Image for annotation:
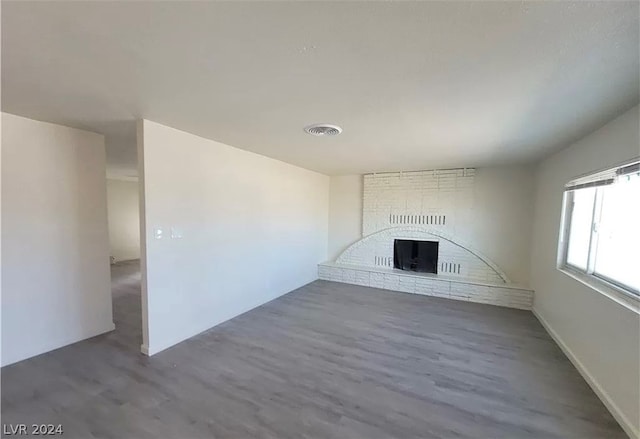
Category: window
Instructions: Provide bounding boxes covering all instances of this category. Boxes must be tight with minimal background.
[560,160,640,297]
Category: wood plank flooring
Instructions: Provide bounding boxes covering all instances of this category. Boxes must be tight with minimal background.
[1,261,625,438]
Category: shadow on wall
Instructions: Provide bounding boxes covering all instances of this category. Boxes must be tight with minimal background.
[106,178,141,263]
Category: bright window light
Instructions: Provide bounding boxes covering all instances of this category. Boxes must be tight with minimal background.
[594,174,640,291]
[566,187,595,270]
[560,160,640,296]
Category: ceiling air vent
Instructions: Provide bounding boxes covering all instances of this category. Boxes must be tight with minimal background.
[304,124,342,137]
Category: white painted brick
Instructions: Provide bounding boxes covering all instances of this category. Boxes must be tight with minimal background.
[318,264,533,310]
[383,274,400,290]
[343,269,356,284]
[333,167,533,308]
[362,170,475,237]
[370,272,385,288]
[355,271,370,286]
[318,266,332,279]
[332,268,344,281]
[397,277,416,293]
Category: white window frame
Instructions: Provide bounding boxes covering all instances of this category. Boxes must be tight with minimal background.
[557,159,640,304]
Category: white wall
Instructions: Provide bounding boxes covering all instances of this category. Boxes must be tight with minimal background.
[106,178,140,262]
[1,113,113,366]
[530,105,640,439]
[327,166,535,285]
[472,166,535,285]
[328,175,362,260]
[138,120,329,355]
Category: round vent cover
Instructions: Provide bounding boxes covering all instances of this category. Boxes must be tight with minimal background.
[304,124,343,137]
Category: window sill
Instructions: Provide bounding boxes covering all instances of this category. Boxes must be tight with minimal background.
[558,266,639,314]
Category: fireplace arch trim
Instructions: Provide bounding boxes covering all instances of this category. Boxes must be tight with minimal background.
[335,226,510,284]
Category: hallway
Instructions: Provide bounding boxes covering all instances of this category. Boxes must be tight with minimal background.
[110,260,143,353]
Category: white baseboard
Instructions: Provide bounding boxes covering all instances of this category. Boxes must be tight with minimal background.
[138,281,319,358]
[140,335,186,357]
[139,317,229,357]
[533,308,638,439]
[1,322,116,367]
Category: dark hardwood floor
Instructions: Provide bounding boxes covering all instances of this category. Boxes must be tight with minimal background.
[1,261,625,438]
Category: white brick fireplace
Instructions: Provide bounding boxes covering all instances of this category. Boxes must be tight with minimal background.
[319,168,534,310]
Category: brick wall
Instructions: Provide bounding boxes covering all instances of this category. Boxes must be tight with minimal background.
[318,263,533,310]
[363,168,475,236]
[335,168,510,284]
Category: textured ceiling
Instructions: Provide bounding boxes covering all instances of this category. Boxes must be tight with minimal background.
[2,1,638,176]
